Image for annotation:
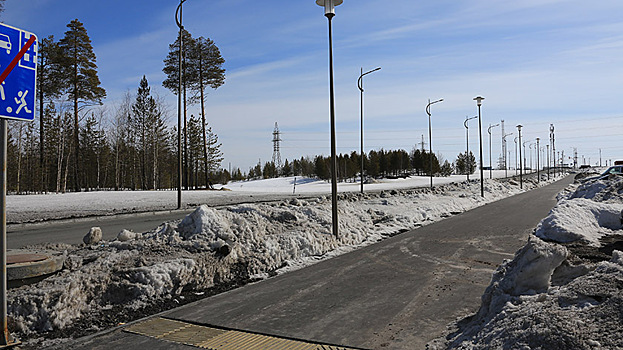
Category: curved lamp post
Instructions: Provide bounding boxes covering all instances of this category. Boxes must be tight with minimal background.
[464,116,477,181]
[536,137,540,183]
[517,125,523,188]
[487,123,499,179]
[316,0,343,238]
[529,143,534,172]
[523,141,529,174]
[358,66,381,194]
[473,96,485,197]
[175,0,186,210]
[426,98,443,189]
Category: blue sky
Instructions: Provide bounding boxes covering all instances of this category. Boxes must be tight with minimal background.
[4,0,623,171]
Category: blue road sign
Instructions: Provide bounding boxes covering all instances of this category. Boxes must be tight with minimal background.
[0,23,37,121]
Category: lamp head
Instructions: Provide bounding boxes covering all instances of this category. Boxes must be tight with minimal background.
[316,0,343,16]
[473,96,485,106]
[516,124,523,130]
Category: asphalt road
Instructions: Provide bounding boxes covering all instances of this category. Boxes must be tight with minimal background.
[64,175,574,350]
[6,210,192,249]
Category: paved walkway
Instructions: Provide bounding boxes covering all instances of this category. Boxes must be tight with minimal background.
[63,176,574,350]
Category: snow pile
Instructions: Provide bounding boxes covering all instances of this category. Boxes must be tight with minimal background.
[535,199,622,245]
[568,176,623,202]
[430,176,623,349]
[7,176,555,340]
[535,176,623,245]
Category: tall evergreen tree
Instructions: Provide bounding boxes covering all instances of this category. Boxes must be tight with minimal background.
[130,76,169,190]
[58,19,106,191]
[205,125,223,181]
[37,35,63,192]
[131,76,152,189]
[186,36,225,187]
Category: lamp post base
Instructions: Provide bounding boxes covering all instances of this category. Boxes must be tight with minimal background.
[0,333,21,349]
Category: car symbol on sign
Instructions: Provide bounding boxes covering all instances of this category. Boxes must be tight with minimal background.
[0,33,10,54]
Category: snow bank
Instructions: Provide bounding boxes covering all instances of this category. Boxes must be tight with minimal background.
[535,199,622,245]
[535,176,623,246]
[6,171,529,223]
[430,175,623,349]
[568,176,623,203]
[8,175,556,341]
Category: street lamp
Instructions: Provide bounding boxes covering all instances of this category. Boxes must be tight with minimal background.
[464,116,477,181]
[514,136,518,175]
[529,143,533,172]
[517,125,523,189]
[536,137,540,183]
[523,141,529,174]
[546,144,550,180]
[175,0,187,210]
[426,98,443,189]
[358,66,381,194]
[487,123,499,179]
[316,0,343,238]
[474,96,485,197]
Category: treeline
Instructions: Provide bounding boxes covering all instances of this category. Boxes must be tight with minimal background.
[6,19,226,194]
[7,76,224,193]
[244,148,476,182]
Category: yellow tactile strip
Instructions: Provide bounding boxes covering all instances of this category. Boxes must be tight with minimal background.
[124,317,362,350]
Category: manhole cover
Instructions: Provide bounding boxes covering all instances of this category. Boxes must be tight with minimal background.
[7,254,48,265]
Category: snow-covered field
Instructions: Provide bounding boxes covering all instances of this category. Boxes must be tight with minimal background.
[7,170,527,223]
[429,175,623,349]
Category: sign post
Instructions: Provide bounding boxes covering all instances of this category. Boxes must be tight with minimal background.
[0,22,37,347]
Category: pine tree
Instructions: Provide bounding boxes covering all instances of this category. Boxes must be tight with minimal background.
[129,76,169,190]
[440,160,454,176]
[205,125,223,185]
[37,35,63,192]
[186,36,225,186]
[80,113,108,190]
[58,19,106,191]
[282,159,292,177]
[131,76,152,189]
[455,151,476,175]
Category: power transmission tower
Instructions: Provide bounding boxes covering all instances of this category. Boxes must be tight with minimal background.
[272,122,283,170]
